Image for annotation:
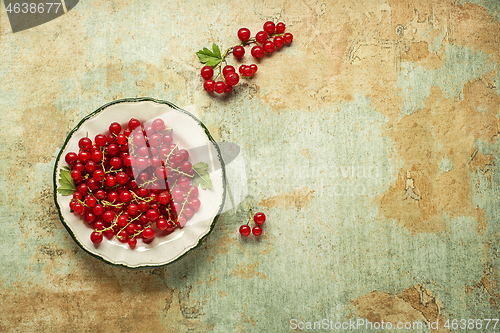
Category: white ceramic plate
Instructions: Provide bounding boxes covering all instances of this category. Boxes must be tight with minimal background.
[53,98,226,268]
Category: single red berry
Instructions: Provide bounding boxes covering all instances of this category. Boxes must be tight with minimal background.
[237,27,251,42]
[273,36,284,48]
[71,170,82,182]
[142,227,155,240]
[189,198,201,212]
[263,41,275,53]
[91,150,103,163]
[255,31,268,44]
[181,161,192,173]
[214,81,226,94]
[156,218,168,231]
[263,21,275,34]
[224,84,233,93]
[204,79,215,92]
[250,64,258,74]
[252,225,262,236]
[225,72,240,86]
[78,151,90,163]
[157,191,170,205]
[239,225,251,237]
[128,238,137,249]
[222,65,236,77]
[201,65,214,80]
[239,64,247,74]
[251,45,264,59]
[128,118,141,130]
[90,231,103,244]
[242,66,253,77]
[118,230,129,243]
[233,45,245,59]
[109,122,122,135]
[78,137,92,151]
[254,212,266,225]
[284,32,293,44]
[65,152,78,165]
[276,22,286,33]
[116,134,127,145]
[94,134,107,147]
[152,118,166,132]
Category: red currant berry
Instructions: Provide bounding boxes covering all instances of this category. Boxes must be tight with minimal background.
[237,27,251,42]
[142,227,155,240]
[71,170,82,182]
[181,161,192,173]
[127,203,139,215]
[65,152,78,165]
[90,231,103,244]
[94,134,107,147]
[77,183,88,195]
[109,122,122,135]
[222,65,236,77]
[263,21,275,34]
[255,31,268,44]
[204,79,215,92]
[110,157,122,169]
[152,118,166,132]
[252,225,262,236]
[276,22,286,33]
[93,169,104,181]
[225,72,240,86]
[189,198,201,212]
[73,162,84,173]
[128,237,137,249]
[284,32,293,44]
[78,151,91,163]
[156,218,168,231]
[254,212,266,225]
[163,134,173,146]
[78,137,92,151]
[115,171,129,185]
[239,225,251,237]
[250,64,258,74]
[239,64,247,74]
[201,65,214,80]
[128,118,141,130]
[91,150,103,163]
[116,134,127,145]
[214,81,226,94]
[117,230,129,243]
[92,204,104,216]
[263,40,275,53]
[120,191,132,202]
[273,36,284,49]
[105,175,117,187]
[224,85,233,93]
[251,45,264,59]
[85,195,97,208]
[233,45,245,59]
[158,191,170,205]
[146,209,160,222]
[242,66,253,77]
[178,149,189,161]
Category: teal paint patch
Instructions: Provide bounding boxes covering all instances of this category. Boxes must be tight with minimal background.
[398,45,496,116]
[438,157,453,175]
[457,0,500,22]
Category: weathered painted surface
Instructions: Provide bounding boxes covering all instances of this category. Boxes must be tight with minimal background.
[1,0,500,332]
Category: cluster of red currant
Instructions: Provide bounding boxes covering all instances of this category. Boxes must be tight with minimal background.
[63,118,203,249]
[239,210,266,237]
[197,21,293,94]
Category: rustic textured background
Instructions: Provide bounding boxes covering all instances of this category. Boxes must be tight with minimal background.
[1,0,500,332]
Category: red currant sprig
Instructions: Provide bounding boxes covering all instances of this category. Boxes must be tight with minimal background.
[197,21,293,95]
[239,208,266,237]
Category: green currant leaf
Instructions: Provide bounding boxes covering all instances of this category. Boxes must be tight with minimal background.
[192,162,213,190]
[57,167,76,196]
[196,43,222,67]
